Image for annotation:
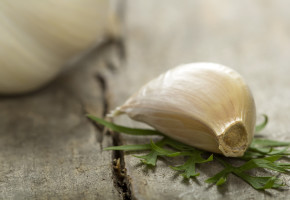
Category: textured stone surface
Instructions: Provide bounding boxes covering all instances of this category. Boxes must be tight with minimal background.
[0,43,122,199]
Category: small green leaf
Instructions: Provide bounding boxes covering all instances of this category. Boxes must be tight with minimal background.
[248,146,290,156]
[237,156,286,173]
[241,151,264,160]
[262,176,278,189]
[200,154,214,163]
[104,143,152,151]
[171,157,200,179]
[216,176,227,186]
[87,115,162,136]
[255,114,268,132]
[212,157,287,190]
[134,151,159,166]
[236,173,283,190]
[247,138,290,159]
[170,151,212,179]
[150,140,181,157]
[263,155,282,162]
[277,163,290,169]
[206,169,231,185]
[133,140,181,166]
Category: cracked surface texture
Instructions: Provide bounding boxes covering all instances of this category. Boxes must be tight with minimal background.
[1,1,290,199]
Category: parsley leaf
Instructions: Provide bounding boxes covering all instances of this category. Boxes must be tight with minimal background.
[255,114,268,132]
[170,151,213,178]
[206,156,288,189]
[87,114,162,136]
[88,115,290,190]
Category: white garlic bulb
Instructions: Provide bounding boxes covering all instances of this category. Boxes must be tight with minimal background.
[0,0,118,94]
[110,63,256,157]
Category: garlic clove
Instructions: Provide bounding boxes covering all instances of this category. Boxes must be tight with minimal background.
[0,0,119,94]
[110,63,256,157]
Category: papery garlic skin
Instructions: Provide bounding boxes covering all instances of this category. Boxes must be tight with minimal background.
[0,0,119,94]
[110,63,256,157]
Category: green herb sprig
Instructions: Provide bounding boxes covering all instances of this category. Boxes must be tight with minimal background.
[87,115,290,190]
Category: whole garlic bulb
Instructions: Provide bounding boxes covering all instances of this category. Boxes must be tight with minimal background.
[0,0,118,94]
[110,63,256,157]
